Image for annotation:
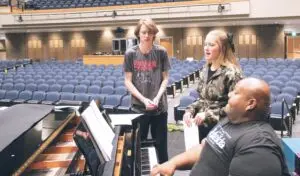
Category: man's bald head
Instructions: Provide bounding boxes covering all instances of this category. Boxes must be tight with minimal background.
[225,77,271,123]
[239,78,270,108]
[237,78,270,119]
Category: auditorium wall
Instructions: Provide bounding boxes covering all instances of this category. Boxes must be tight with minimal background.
[182,24,285,59]
[4,24,284,60]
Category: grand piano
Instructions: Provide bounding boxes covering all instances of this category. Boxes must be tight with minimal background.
[0,103,158,176]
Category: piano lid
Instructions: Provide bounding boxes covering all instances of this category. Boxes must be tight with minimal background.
[0,104,54,152]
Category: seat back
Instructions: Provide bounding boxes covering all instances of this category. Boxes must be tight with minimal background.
[60,92,75,101]
[18,90,33,100]
[5,90,19,100]
[32,91,46,101]
[104,95,122,106]
[45,92,60,101]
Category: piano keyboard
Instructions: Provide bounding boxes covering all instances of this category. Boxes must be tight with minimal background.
[141,147,158,176]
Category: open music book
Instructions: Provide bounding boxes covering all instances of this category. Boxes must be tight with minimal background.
[81,100,115,161]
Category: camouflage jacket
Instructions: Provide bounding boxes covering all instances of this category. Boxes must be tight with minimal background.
[186,65,243,122]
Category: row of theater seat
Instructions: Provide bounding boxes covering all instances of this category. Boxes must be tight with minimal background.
[0,90,132,112]
[0,59,31,71]
[0,79,125,88]
[0,84,128,96]
[25,0,184,9]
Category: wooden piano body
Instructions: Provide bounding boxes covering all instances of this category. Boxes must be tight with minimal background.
[0,104,84,176]
[0,104,157,176]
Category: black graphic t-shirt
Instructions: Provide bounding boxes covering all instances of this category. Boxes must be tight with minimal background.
[123,45,171,114]
[190,118,290,176]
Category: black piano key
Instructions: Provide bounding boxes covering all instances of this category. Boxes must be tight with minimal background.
[142,170,150,175]
[142,156,149,161]
[141,148,148,152]
[142,165,150,170]
[141,160,149,165]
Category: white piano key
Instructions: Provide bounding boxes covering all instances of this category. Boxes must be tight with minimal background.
[141,146,158,176]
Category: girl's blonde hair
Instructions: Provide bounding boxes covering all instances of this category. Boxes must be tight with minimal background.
[205,30,240,70]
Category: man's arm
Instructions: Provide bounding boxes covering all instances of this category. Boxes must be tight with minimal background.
[153,71,169,105]
[151,141,205,176]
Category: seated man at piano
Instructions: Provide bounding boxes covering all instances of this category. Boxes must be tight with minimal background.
[151,78,290,176]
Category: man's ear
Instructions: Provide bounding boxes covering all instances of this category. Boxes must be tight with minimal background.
[246,98,257,111]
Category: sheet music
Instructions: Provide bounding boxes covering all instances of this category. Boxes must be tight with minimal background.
[81,106,114,161]
[90,100,115,128]
[183,122,199,151]
[89,100,115,141]
[109,114,143,126]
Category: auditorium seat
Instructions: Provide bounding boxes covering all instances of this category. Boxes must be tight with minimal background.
[42,92,61,105]
[167,77,176,98]
[37,83,49,92]
[60,92,75,101]
[282,87,298,97]
[269,102,292,137]
[27,91,46,104]
[103,94,122,112]
[100,85,114,95]
[57,79,68,86]
[49,84,62,92]
[14,90,33,103]
[270,86,281,96]
[277,75,289,83]
[87,85,101,95]
[26,78,35,84]
[36,78,46,85]
[0,90,6,100]
[75,75,84,81]
[74,85,88,93]
[174,95,196,122]
[262,75,274,84]
[14,78,25,84]
[69,79,79,86]
[270,80,284,88]
[2,83,14,91]
[103,80,115,87]
[114,86,128,97]
[46,79,56,85]
[62,84,75,93]
[14,83,26,92]
[0,90,19,103]
[92,80,102,87]
[116,95,131,113]
[74,93,90,102]
[80,80,91,86]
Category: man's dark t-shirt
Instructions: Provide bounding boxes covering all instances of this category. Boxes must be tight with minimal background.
[123,45,170,114]
[190,118,290,176]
